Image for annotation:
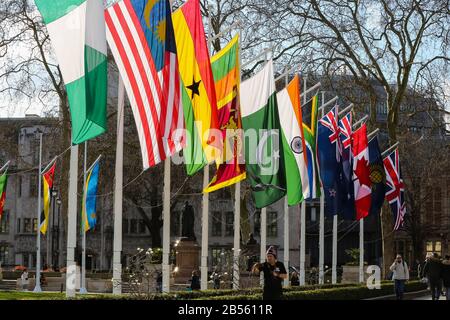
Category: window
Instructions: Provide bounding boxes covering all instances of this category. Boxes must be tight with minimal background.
[29,174,38,197]
[211,211,222,237]
[426,241,433,254]
[435,241,442,254]
[211,248,222,266]
[225,211,234,237]
[130,219,137,234]
[267,211,278,238]
[24,218,32,233]
[254,211,261,237]
[32,218,37,233]
[123,219,128,234]
[16,218,21,233]
[433,187,441,225]
[426,241,443,256]
[139,219,146,234]
[0,210,9,233]
[18,176,22,197]
[23,253,29,268]
[0,245,8,264]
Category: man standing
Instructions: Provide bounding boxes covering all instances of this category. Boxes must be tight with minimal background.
[422,253,443,300]
[390,254,409,300]
[252,246,287,300]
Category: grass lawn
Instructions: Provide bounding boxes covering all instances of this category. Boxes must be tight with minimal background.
[0,291,66,300]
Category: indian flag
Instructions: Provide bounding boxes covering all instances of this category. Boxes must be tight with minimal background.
[240,60,286,209]
[35,0,107,144]
[276,75,309,205]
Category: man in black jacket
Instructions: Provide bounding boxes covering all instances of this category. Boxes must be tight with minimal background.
[441,255,450,300]
[422,253,443,300]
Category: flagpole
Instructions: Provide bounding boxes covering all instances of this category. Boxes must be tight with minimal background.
[317,92,325,285]
[359,218,364,283]
[232,27,243,291]
[260,207,267,286]
[65,144,79,298]
[381,142,400,158]
[33,132,43,292]
[162,158,171,292]
[299,75,308,286]
[300,82,321,99]
[283,70,290,288]
[0,160,10,173]
[112,76,125,295]
[200,5,214,291]
[80,141,88,294]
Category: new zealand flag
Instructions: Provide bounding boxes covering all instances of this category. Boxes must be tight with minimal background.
[338,112,355,220]
[317,106,342,217]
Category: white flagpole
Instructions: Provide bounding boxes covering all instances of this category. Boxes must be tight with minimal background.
[283,70,290,288]
[112,76,125,295]
[162,158,171,293]
[359,219,364,283]
[80,141,88,294]
[200,166,209,290]
[65,144,79,298]
[260,207,267,286]
[34,132,43,292]
[318,92,325,285]
[332,215,338,284]
[299,75,308,286]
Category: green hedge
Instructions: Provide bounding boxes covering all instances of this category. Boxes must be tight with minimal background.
[197,281,427,300]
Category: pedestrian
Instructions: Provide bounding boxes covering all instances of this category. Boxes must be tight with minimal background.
[211,268,221,290]
[21,268,29,291]
[422,252,443,300]
[190,270,200,291]
[290,271,300,286]
[156,271,162,293]
[441,255,450,301]
[252,246,287,300]
[389,254,409,300]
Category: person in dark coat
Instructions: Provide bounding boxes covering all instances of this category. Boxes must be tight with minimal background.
[290,271,300,286]
[441,255,450,300]
[190,270,201,290]
[422,253,443,300]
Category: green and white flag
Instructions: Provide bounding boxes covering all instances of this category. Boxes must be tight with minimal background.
[35,0,107,144]
[276,75,309,205]
[240,60,286,209]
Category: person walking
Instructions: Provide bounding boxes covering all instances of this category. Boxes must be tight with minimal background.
[422,253,443,300]
[290,271,300,286]
[441,255,450,300]
[189,270,200,291]
[252,246,287,300]
[20,268,29,291]
[389,254,409,300]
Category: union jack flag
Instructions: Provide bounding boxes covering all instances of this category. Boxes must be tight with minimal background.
[383,148,406,231]
[339,112,352,150]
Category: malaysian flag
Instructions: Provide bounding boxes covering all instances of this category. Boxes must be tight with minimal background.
[105,0,184,169]
[383,148,406,231]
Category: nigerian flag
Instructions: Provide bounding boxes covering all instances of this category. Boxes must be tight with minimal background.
[240,60,286,209]
[35,0,107,144]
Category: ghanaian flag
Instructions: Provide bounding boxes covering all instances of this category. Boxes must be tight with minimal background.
[40,162,56,235]
[172,0,221,176]
[204,35,246,193]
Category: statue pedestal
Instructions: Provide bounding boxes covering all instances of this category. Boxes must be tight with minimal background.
[174,239,200,283]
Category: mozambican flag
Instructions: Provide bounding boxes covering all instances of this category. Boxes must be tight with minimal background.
[41,162,56,235]
[82,159,100,232]
[173,0,222,175]
[204,35,246,193]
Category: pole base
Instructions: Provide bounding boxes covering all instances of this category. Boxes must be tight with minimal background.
[33,285,42,293]
[79,287,88,294]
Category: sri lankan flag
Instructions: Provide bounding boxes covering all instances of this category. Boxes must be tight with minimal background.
[172,0,222,176]
[204,35,246,193]
[0,171,7,219]
[40,162,56,235]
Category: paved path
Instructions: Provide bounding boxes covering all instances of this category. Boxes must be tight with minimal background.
[412,293,447,300]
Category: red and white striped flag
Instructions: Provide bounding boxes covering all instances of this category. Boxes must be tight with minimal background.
[105,0,184,169]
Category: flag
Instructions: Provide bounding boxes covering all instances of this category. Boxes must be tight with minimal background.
[0,171,7,219]
[317,105,342,216]
[383,148,406,231]
[302,95,321,199]
[276,75,309,205]
[352,123,371,220]
[40,162,56,235]
[338,112,355,220]
[368,136,386,216]
[204,35,245,193]
[82,159,100,232]
[240,60,286,209]
[105,0,185,169]
[172,0,221,175]
[35,0,107,144]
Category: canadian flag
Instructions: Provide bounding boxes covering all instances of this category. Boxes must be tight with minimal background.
[352,123,372,220]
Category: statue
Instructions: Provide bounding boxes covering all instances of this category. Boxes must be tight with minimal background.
[181,201,196,241]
